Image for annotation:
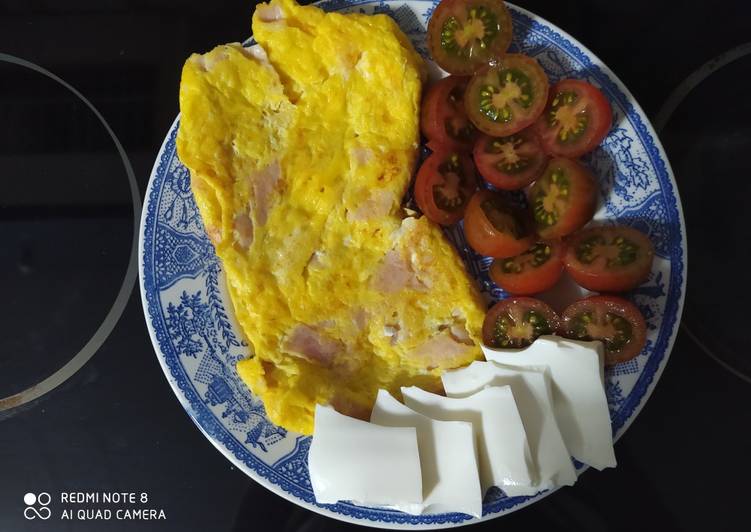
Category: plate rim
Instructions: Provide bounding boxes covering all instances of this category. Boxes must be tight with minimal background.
[138,0,687,528]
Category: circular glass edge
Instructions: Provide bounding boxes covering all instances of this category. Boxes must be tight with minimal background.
[0,53,142,415]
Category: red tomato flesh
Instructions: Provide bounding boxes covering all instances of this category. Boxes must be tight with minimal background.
[427,0,513,76]
[465,55,549,137]
[421,75,478,152]
[473,130,548,190]
[490,239,564,295]
[482,297,559,348]
[527,158,597,239]
[561,295,647,365]
[463,189,535,258]
[564,225,655,292]
[535,79,612,158]
[414,150,477,225]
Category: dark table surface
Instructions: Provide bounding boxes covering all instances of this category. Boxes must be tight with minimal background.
[2,1,750,531]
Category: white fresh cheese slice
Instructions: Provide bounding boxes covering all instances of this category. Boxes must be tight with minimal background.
[560,337,606,386]
[370,390,483,518]
[482,335,616,470]
[401,385,533,495]
[442,361,577,495]
[308,404,423,508]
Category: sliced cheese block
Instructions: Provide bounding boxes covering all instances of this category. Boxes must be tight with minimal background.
[442,361,577,495]
[560,337,606,386]
[370,390,482,517]
[308,404,422,507]
[482,335,616,470]
[401,386,533,495]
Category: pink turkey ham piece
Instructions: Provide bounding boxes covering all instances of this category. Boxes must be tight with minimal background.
[256,4,283,22]
[189,177,222,244]
[346,189,395,222]
[352,308,369,333]
[409,330,477,370]
[247,161,281,226]
[233,213,254,249]
[206,226,222,245]
[449,323,473,345]
[192,48,229,71]
[371,251,427,293]
[261,360,278,388]
[245,45,269,63]
[283,325,343,367]
[350,146,374,166]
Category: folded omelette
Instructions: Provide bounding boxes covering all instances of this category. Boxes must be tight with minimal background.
[176,0,485,434]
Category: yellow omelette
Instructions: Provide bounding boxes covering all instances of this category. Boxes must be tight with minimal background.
[176,0,485,435]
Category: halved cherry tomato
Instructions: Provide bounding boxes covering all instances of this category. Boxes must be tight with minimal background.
[465,54,549,137]
[489,239,564,295]
[482,297,559,348]
[527,158,597,239]
[414,150,477,225]
[535,79,612,158]
[565,225,655,292]
[560,295,647,365]
[427,0,513,76]
[463,189,535,258]
[473,130,548,190]
[421,76,478,152]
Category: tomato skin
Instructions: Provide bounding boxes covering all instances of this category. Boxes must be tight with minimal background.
[421,76,477,152]
[463,189,535,258]
[564,225,655,292]
[473,131,548,190]
[465,55,549,137]
[560,295,647,365]
[527,158,597,239]
[490,240,564,295]
[415,150,477,225]
[427,0,513,76]
[535,79,612,158]
[482,297,560,348]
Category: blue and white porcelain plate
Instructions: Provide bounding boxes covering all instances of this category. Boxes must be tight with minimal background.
[139,1,687,528]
